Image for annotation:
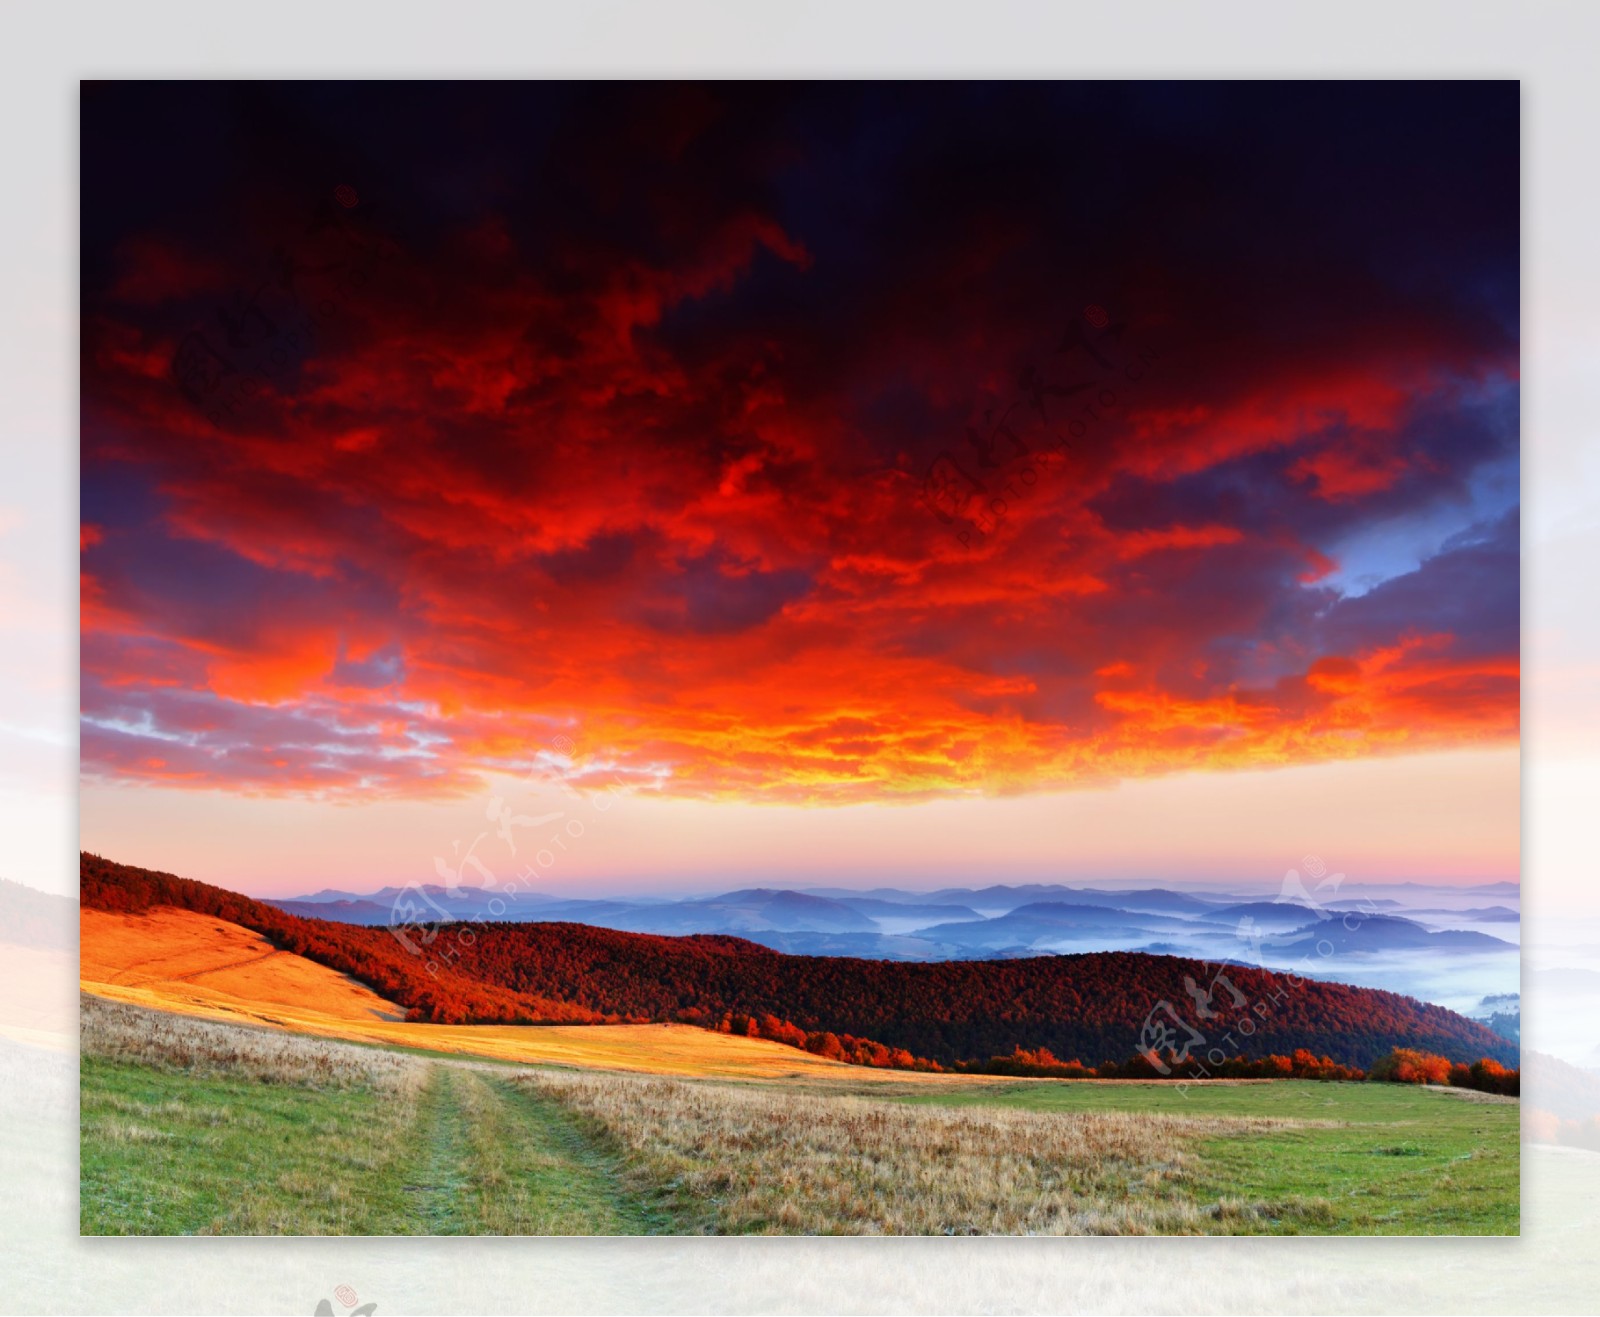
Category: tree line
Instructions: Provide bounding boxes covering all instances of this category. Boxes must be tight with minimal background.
[82,853,1519,1077]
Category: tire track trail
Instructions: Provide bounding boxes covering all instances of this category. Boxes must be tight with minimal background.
[407,1064,475,1233]
[403,1063,667,1234]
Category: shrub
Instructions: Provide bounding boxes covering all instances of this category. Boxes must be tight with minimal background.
[1369,1048,1453,1085]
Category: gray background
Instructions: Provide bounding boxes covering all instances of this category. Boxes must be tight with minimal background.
[2,1,1594,1311]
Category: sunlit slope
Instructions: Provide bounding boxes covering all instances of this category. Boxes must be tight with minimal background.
[82,907,405,1022]
[79,906,923,1080]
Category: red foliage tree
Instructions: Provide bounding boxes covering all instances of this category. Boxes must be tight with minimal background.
[1370,1048,1453,1084]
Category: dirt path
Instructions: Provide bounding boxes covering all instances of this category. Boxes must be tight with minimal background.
[403,1063,663,1235]
[407,1065,476,1233]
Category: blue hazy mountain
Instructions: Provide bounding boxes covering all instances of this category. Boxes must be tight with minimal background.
[270,897,399,925]
[829,897,984,925]
[591,889,878,935]
[264,879,1519,1019]
[906,883,1220,915]
[1273,914,1514,955]
[1410,906,1521,923]
[252,877,1521,1023]
[910,901,1204,951]
[1199,901,1330,929]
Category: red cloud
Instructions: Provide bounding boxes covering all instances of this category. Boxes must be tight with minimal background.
[79,201,1519,804]
[1289,432,1421,502]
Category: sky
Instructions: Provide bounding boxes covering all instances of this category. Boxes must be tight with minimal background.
[78,82,1521,897]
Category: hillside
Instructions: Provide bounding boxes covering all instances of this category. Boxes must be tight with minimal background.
[80,854,1516,1068]
[80,853,603,1026]
[436,921,1516,1068]
[78,913,931,1081]
[81,906,406,1023]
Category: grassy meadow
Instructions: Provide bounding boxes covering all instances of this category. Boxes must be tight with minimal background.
[892,1077,1520,1234]
[80,995,1518,1236]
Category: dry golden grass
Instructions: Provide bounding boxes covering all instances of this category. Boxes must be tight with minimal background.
[81,993,424,1096]
[80,907,1298,1095]
[79,916,1515,1237]
[81,907,404,1022]
[82,906,961,1081]
[521,1067,1329,1235]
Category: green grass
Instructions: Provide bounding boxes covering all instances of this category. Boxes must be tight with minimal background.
[81,1055,421,1234]
[81,1005,1519,1238]
[892,1080,1520,1235]
[414,1067,666,1234]
[80,1057,663,1235]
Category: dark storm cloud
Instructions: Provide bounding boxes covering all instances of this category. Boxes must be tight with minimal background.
[79,81,1519,799]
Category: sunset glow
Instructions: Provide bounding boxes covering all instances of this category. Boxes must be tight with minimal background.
[79,83,1519,892]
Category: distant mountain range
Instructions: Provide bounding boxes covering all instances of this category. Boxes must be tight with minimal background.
[82,853,1517,1070]
[256,875,1522,1020]
[1273,915,1511,955]
[265,879,1519,966]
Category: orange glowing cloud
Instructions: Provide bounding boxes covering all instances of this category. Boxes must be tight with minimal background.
[79,90,1519,808]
